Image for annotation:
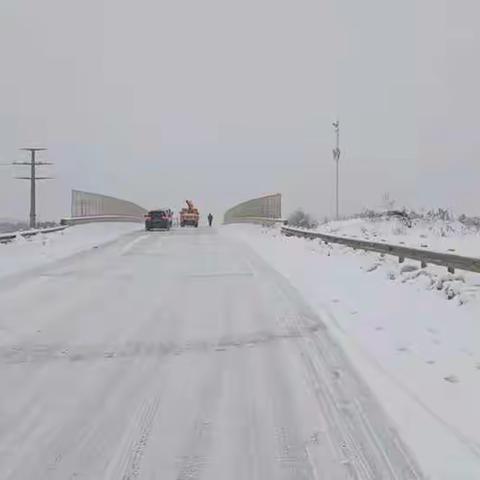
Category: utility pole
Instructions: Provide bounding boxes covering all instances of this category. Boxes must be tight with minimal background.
[14,148,53,229]
[332,120,341,220]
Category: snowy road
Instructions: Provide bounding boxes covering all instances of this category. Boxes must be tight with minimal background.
[0,227,422,479]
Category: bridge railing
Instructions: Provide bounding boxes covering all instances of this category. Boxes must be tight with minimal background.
[61,190,147,225]
[71,190,146,218]
[224,193,284,225]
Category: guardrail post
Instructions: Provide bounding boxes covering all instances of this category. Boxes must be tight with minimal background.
[398,256,405,263]
[421,261,427,269]
[448,266,455,274]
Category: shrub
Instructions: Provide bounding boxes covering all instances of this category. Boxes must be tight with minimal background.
[287,209,318,229]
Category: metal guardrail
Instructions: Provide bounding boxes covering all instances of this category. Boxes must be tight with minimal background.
[60,215,145,226]
[224,216,286,226]
[0,226,68,244]
[281,226,480,274]
[1,215,143,244]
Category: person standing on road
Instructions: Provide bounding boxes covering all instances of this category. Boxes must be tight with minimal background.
[208,213,213,227]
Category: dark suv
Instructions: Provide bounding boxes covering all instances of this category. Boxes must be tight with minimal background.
[145,209,172,231]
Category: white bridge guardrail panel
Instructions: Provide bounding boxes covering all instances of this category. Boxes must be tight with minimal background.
[71,190,147,218]
[63,190,147,225]
[224,193,283,224]
[281,225,480,274]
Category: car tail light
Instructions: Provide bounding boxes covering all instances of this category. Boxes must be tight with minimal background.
[145,215,151,221]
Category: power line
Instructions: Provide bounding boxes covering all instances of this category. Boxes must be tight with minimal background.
[13,148,54,229]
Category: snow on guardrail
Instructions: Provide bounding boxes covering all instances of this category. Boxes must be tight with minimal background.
[282,226,480,274]
[223,216,286,226]
[0,226,68,244]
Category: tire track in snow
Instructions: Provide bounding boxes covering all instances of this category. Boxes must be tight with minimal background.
[287,314,423,479]
[262,334,318,480]
[120,395,162,480]
[14,363,159,480]
[175,355,228,480]
[274,425,316,480]
[246,246,424,479]
[120,235,150,256]
[176,419,212,480]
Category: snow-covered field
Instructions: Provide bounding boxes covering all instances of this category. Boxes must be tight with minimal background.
[222,224,480,479]
[0,222,142,279]
[314,215,480,257]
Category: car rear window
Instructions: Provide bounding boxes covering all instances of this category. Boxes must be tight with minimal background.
[150,211,166,218]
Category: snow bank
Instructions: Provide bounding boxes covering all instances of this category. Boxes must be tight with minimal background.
[314,215,480,257]
[0,223,141,279]
[222,224,480,479]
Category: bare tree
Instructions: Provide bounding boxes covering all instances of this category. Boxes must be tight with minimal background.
[381,192,395,211]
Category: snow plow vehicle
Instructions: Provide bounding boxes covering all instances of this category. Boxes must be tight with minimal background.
[180,200,199,227]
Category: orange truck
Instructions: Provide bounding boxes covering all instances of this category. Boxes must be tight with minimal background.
[180,200,199,227]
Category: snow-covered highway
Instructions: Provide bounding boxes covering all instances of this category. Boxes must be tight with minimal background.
[0,227,422,479]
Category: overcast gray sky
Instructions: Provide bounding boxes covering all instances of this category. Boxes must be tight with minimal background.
[0,0,479,221]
